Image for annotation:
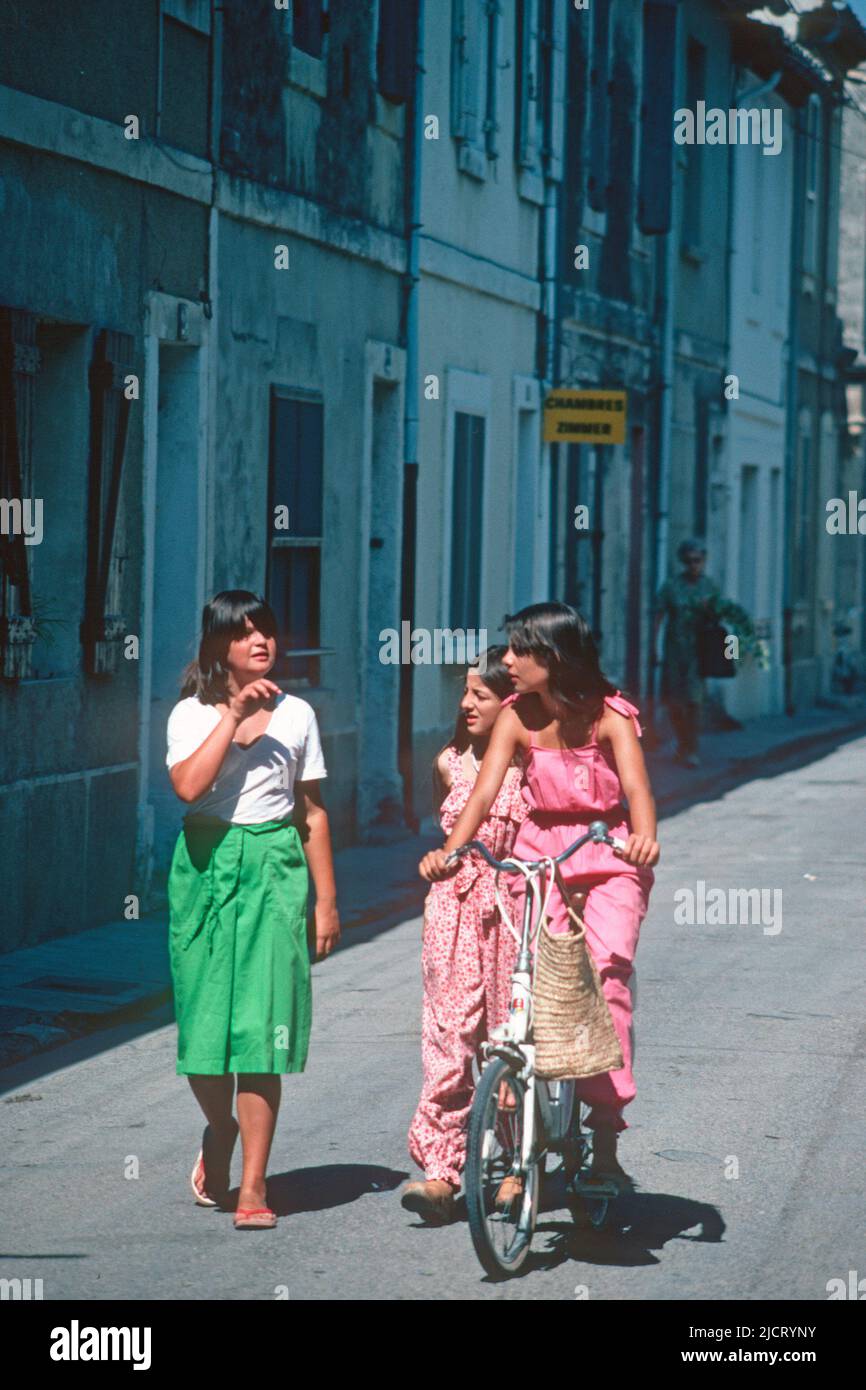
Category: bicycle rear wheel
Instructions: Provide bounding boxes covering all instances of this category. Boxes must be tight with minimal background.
[464,1055,541,1279]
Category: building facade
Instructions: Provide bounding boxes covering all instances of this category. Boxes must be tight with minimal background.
[2,0,866,954]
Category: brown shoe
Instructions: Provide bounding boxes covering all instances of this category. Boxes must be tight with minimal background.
[400,1179,457,1225]
[589,1129,635,1192]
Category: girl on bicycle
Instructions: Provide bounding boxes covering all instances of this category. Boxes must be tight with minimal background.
[166,591,340,1230]
[420,603,659,1188]
[402,648,527,1225]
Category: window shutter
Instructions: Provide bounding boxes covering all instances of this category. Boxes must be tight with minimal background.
[377,0,414,105]
[638,0,679,235]
[586,0,611,212]
[292,0,325,59]
[82,329,134,676]
[462,2,482,145]
[484,0,501,159]
[452,0,480,145]
[0,307,40,679]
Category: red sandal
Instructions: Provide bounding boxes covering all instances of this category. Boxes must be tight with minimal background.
[234,1206,277,1230]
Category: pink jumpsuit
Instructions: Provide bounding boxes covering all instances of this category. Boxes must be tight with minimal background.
[509,692,654,1133]
[408,748,527,1187]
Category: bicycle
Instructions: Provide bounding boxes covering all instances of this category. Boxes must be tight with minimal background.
[446,819,627,1280]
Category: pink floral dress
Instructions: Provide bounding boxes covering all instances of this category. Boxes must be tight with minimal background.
[407,747,527,1187]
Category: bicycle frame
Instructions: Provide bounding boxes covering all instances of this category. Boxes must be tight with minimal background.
[449,820,624,1169]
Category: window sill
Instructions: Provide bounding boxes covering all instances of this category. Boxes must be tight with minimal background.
[581,205,607,238]
[287,48,327,100]
[374,93,406,138]
[457,142,487,181]
[517,166,544,205]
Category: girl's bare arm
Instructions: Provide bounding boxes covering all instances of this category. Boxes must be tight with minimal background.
[294,781,341,959]
[420,708,524,881]
[170,713,238,803]
[169,678,281,803]
[602,709,660,867]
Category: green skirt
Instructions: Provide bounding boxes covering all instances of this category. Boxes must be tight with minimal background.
[168,817,311,1076]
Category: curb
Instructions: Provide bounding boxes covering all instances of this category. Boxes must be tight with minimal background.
[651,711,866,816]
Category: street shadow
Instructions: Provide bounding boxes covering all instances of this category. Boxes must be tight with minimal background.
[235,1162,409,1216]
[459,1166,724,1282]
[530,1191,725,1275]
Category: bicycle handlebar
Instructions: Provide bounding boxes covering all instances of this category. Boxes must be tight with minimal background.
[445,819,625,874]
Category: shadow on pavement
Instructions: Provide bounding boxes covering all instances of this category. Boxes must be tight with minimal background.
[251,1162,409,1216]
[530,1190,726,1276]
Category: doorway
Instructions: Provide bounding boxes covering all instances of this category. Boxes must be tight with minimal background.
[139,334,206,898]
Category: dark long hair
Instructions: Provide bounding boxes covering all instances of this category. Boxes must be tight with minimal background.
[432,646,514,813]
[181,590,278,705]
[504,602,616,729]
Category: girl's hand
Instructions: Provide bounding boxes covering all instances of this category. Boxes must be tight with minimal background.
[314,901,341,960]
[419,848,458,882]
[615,834,660,868]
[227,678,282,723]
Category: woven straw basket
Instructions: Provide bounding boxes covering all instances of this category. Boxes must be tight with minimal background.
[532,906,624,1081]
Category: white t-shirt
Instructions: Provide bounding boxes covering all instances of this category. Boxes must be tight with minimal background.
[165,693,327,824]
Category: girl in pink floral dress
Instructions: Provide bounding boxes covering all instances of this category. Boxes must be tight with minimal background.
[402,648,526,1225]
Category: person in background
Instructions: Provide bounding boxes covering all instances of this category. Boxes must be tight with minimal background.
[654,540,720,769]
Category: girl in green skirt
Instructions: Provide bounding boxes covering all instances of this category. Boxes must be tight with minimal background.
[166,591,341,1230]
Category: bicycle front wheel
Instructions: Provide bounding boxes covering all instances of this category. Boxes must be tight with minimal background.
[465,1055,541,1279]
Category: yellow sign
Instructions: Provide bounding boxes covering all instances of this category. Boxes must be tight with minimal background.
[543,389,627,444]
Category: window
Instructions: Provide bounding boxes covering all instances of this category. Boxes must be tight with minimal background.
[267,390,324,685]
[586,0,611,212]
[795,421,812,601]
[803,93,820,275]
[450,412,485,629]
[31,322,91,679]
[637,0,679,236]
[293,0,327,59]
[515,0,553,173]
[564,445,603,638]
[377,0,414,105]
[681,39,706,253]
[82,329,134,676]
[693,397,709,539]
[0,307,39,679]
[160,14,209,155]
[750,140,765,296]
[451,0,499,174]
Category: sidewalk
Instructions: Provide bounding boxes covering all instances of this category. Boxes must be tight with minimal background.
[2,700,864,1070]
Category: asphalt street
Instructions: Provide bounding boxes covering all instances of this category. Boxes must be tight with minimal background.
[2,737,864,1301]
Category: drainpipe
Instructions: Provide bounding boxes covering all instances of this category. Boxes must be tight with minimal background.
[783,102,805,716]
[651,0,681,706]
[398,0,424,832]
[204,0,223,596]
[539,7,564,598]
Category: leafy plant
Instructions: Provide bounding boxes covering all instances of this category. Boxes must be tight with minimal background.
[27,593,69,649]
[703,595,769,669]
